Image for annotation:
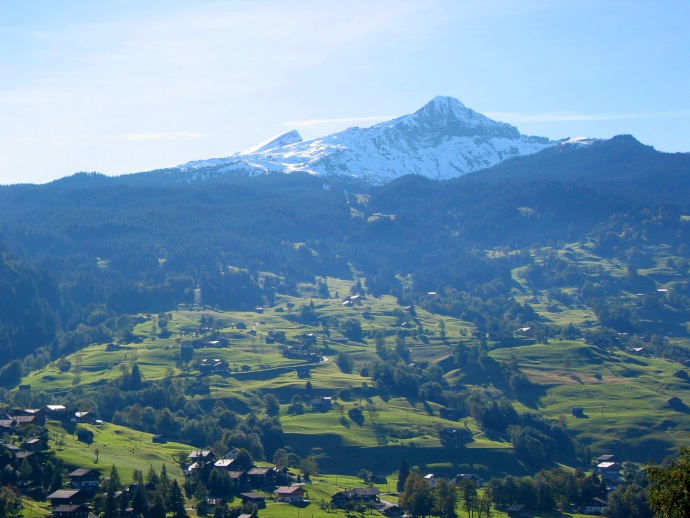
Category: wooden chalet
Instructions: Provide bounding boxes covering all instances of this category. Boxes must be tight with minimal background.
[13,415,40,427]
[309,397,333,411]
[380,502,402,517]
[188,449,215,463]
[74,412,94,424]
[275,485,307,502]
[240,492,267,508]
[331,488,380,507]
[247,466,274,487]
[0,419,16,432]
[76,430,94,444]
[595,454,617,463]
[47,489,88,508]
[199,359,229,375]
[573,497,608,515]
[439,407,463,420]
[439,427,473,442]
[213,458,235,470]
[45,405,70,420]
[52,503,90,518]
[68,469,101,493]
[22,437,45,451]
[15,450,35,462]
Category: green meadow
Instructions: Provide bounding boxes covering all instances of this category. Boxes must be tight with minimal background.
[16,270,690,491]
[46,421,192,482]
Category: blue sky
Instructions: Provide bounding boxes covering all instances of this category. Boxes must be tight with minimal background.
[1,0,688,184]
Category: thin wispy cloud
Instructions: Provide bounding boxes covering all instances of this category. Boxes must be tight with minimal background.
[488,110,690,123]
[281,116,394,128]
[111,132,206,142]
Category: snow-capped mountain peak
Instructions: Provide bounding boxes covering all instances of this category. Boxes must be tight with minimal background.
[177,96,556,183]
[239,129,303,155]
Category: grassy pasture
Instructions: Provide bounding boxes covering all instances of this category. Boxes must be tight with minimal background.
[14,266,690,500]
[46,421,191,482]
[492,340,690,462]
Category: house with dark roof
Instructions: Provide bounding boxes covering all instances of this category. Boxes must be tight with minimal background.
[573,497,608,515]
[22,437,46,451]
[247,466,274,487]
[439,427,473,443]
[331,488,380,508]
[240,492,267,508]
[68,469,101,493]
[15,451,35,462]
[439,407,463,420]
[199,359,229,375]
[597,461,623,487]
[76,430,94,444]
[47,489,88,508]
[275,485,307,503]
[188,449,215,463]
[595,454,617,464]
[380,502,402,517]
[45,405,70,420]
[213,458,235,471]
[14,415,39,427]
[309,397,333,411]
[0,419,16,432]
[74,412,94,424]
[1,443,20,453]
[52,503,90,518]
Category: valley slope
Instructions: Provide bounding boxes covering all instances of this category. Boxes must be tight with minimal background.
[0,103,689,513]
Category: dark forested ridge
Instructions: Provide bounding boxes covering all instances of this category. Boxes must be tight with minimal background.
[0,135,689,363]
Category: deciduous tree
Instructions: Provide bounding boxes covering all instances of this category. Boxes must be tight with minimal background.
[648,446,690,517]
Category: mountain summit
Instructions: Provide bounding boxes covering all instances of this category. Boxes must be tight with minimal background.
[178,96,554,183]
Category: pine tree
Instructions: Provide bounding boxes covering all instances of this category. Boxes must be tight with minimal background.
[146,464,160,486]
[397,459,410,492]
[147,491,167,518]
[159,464,171,505]
[102,487,119,518]
[194,481,208,516]
[169,480,188,518]
[131,484,147,517]
[130,363,142,389]
[108,464,122,492]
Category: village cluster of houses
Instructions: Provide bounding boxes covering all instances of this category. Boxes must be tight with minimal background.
[181,448,406,516]
[504,454,623,517]
[2,405,97,427]
[0,400,629,518]
[0,404,103,517]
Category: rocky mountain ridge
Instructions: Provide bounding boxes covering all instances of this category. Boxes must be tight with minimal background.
[176,96,554,183]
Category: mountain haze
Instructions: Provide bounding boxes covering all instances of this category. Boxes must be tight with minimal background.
[176,96,554,183]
